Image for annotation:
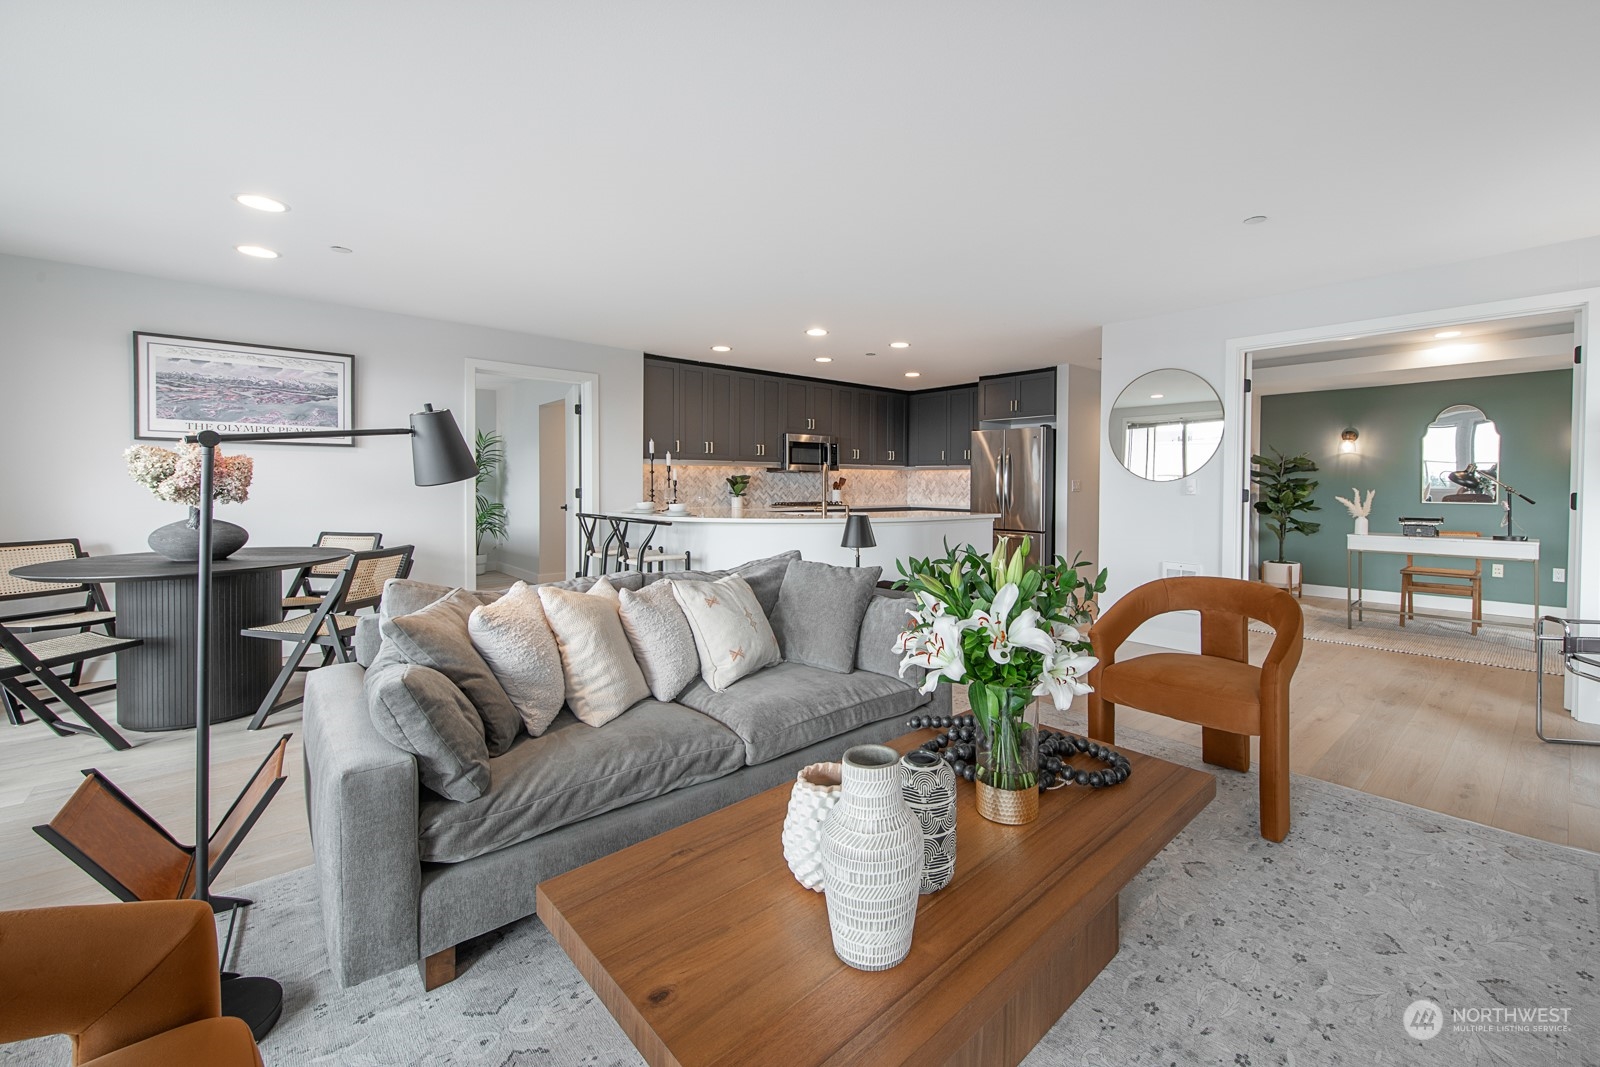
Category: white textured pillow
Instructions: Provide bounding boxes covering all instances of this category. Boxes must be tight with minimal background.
[467,582,565,737]
[537,580,650,726]
[670,575,781,692]
[617,582,700,702]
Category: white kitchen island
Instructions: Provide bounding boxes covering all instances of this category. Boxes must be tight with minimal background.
[594,508,998,574]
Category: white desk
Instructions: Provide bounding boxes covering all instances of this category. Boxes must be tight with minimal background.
[1346,533,1540,643]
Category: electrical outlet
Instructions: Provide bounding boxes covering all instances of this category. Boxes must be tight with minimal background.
[1070,479,1082,493]
[1491,563,1505,578]
[1554,568,1567,584]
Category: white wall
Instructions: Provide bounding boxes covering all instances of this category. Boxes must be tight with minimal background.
[1100,234,1600,650]
[0,253,642,585]
[1065,364,1101,567]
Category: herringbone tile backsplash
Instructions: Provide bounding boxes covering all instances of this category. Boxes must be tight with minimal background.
[642,463,970,510]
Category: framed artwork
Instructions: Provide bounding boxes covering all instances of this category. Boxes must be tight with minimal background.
[133,333,355,445]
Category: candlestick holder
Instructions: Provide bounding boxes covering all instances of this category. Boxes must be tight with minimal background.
[649,454,656,504]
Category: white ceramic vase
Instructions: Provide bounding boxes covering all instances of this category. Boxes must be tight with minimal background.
[781,761,842,892]
[819,745,922,971]
[1353,516,1369,536]
[900,749,957,894]
[730,497,745,515]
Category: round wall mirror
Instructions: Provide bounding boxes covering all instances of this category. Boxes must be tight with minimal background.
[1109,369,1225,481]
[1421,403,1500,504]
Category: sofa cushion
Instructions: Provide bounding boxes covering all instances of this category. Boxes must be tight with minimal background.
[671,575,781,692]
[650,550,799,618]
[772,559,882,673]
[617,581,699,702]
[676,661,930,765]
[416,701,747,862]
[468,581,566,737]
[365,661,490,802]
[537,581,651,726]
[380,588,522,756]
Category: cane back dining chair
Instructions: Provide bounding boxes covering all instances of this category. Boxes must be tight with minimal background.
[282,531,383,609]
[1087,576,1304,842]
[0,900,263,1067]
[0,538,135,749]
[243,544,413,729]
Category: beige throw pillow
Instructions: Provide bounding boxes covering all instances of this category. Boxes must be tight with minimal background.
[670,575,781,692]
[468,581,566,737]
[537,579,650,727]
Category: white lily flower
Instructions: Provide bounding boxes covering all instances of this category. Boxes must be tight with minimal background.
[966,583,1023,664]
[1034,648,1098,709]
[1007,607,1056,657]
[1050,620,1083,645]
[898,615,967,693]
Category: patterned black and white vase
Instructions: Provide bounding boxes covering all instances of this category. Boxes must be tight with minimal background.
[819,744,922,971]
[900,749,957,894]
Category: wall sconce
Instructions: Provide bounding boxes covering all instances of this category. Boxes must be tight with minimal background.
[1339,427,1360,454]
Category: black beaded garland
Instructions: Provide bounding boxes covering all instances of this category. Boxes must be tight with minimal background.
[904,714,1132,793]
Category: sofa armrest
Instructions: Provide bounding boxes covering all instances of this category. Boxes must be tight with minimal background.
[302,663,422,987]
[856,591,925,687]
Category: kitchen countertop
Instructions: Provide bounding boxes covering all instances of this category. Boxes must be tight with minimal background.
[601,508,997,524]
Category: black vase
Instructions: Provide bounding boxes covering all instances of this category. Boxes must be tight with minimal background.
[148,506,250,562]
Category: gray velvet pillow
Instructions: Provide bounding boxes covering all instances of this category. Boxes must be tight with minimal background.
[380,588,522,756]
[365,661,490,802]
[617,581,700,701]
[772,559,882,673]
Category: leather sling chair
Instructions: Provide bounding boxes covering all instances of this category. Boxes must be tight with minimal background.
[0,899,263,1066]
[1087,576,1303,842]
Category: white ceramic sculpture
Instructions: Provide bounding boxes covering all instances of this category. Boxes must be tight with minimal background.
[819,744,922,971]
[782,761,843,891]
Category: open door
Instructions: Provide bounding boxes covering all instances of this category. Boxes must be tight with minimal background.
[538,399,568,582]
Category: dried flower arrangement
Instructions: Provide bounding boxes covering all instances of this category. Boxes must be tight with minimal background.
[1334,487,1374,518]
[125,443,254,507]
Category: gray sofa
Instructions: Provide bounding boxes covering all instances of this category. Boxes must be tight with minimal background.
[300,561,948,989]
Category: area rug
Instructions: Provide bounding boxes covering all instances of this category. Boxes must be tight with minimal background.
[1252,598,1556,675]
[11,730,1597,1066]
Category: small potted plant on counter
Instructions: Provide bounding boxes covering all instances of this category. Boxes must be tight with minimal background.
[1251,447,1319,595]
[727,474,752,515]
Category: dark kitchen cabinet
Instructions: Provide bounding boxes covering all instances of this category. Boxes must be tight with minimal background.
[908,386,978,466]
[733,372,782,463]
[870,391,907,465]
[783,380,835,434]
[643,359,677,456]
[949,385,978,463]
[979,369,1056,420]
[673,363,735,459]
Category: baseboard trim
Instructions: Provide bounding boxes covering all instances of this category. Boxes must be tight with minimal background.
[1301,583,1564,620]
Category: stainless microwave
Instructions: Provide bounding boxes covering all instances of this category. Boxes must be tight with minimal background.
[774,432,838,472]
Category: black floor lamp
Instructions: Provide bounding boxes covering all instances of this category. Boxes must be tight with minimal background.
[187,404,476,1038]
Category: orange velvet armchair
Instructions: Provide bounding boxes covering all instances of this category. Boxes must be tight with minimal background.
[1087,576,1303,842]
[0,899,262,1066]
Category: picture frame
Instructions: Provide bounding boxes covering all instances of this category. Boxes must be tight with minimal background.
[133,333,355,445]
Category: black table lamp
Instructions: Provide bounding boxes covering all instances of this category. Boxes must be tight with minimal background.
[185,405,475,1037]
[841,513,876,566]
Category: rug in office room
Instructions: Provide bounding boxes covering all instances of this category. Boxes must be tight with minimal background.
[11,730,1597,1067]
[1252,598,1558,675]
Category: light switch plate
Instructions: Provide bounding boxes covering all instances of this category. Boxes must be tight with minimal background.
[1491,563,1505,578]
[1183,477,1197,496]
[1554,568,1567,583]
[1070,479,1082,493]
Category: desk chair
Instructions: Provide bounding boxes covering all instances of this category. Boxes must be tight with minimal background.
[282,531,383,609]
[1088,576,1303,841]
[0,900,263,1066]
[243,544,413,729]
[1400,531,1482,634]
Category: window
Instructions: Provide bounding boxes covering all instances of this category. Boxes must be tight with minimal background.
[1123,418,1225,481]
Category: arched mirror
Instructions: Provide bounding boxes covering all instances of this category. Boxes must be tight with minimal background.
[1109,369,1225,481]
[1421,404,1500,504]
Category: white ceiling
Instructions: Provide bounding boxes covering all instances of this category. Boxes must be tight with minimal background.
[4,2,1600,389]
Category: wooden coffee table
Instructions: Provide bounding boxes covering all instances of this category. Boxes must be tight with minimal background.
[537,730,1214,1067]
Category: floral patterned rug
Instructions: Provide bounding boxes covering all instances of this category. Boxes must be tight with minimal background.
[11,729,1596,1066]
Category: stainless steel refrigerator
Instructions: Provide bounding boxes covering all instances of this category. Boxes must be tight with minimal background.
[970,427,1055,567]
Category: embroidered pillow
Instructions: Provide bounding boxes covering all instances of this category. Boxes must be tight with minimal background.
[669,575,781,692]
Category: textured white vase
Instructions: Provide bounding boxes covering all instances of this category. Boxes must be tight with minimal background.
[819,744,923,971]
[782,762,842,892]
[731,497,745,515]
[900,750,957,894]
[1353,516,1369,536]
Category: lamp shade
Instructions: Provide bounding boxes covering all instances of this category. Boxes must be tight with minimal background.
[841,514,877,550]
[409,405,477,485]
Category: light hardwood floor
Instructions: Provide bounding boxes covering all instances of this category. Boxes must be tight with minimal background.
[4,602,1598,909]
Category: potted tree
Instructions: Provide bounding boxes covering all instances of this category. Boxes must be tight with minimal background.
[474,430,509,575]
[1251,447,1320,594]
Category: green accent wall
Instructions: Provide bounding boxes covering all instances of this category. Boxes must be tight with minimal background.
[1259,370,1571,605]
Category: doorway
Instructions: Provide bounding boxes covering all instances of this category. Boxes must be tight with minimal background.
[465,360,598,589]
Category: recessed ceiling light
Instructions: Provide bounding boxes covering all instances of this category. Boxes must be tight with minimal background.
[1242,215,1269,225]
[710,345,731,352]
[330,245,353,254]
[235,245,279,259]
[806,328,828,337]
[1149,393,1165,399]
[864,352,877,357]
[815,356,833,363]
[235,193,288,213]
[889,341,910,349]
[904,371,921,378]
[1434,330,1462,339]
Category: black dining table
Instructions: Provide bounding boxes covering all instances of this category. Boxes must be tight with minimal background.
[10,547,345,731]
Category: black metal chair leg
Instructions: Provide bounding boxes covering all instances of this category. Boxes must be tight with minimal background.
[1,675,129,750]
[248,631,320,730]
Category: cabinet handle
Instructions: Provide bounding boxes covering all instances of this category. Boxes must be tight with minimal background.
[940,450,945,461]
[675,439,681,452]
